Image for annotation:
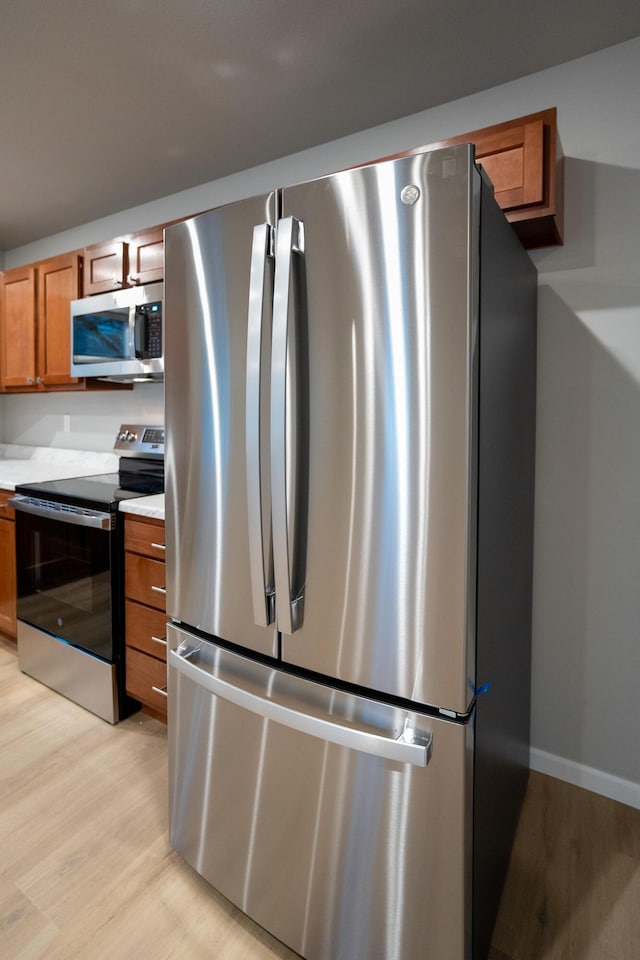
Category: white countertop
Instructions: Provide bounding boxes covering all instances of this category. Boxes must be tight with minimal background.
[0,445,119,492]
[0,444,165,519]
[119,494,165,520]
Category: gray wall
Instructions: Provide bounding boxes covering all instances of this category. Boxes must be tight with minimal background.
[3,36,640,804]
[1,385,164,451]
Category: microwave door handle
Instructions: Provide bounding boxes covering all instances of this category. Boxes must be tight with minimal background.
[271,216,305,635]
[246,223,275,627]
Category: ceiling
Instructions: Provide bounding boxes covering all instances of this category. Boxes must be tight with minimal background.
[2,0,640,252]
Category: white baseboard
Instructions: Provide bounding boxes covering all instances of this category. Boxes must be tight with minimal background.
[530,747,640,810]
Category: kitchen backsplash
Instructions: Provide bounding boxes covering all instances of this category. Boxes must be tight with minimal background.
[0,384,164,452]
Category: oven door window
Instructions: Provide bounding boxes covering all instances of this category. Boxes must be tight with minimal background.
[16,511,115,662]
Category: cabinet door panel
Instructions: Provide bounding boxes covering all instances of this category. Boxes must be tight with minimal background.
[473,118,544,210]
[83,240,127,295]
[37,253,82,386]
[0,266,37,387]
[128,229,163,286]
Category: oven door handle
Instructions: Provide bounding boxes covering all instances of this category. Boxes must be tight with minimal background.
[9,495,113,530]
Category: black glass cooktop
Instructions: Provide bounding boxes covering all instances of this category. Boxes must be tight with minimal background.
[15,473,149,512]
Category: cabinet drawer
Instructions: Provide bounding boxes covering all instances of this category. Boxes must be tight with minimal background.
[125,553,166,610]
[0,489,15,520]
[126,600,168,661]
[126,646,167,721]
[125,516,166,559]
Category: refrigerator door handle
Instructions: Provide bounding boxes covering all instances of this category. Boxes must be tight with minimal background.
[169,643,432,766]
[246,223,275,627]
[271,215,304,635]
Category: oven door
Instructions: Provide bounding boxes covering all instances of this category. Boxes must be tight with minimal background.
[12,498,117,662]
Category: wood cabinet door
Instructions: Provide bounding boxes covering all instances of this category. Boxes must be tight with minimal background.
[430,108,562,246]
[0,266,37,388]
[0,503,16,639]
[83,240,127,295]
[469,117,544,211]
[128,228,164,286]
[37,252,82,386]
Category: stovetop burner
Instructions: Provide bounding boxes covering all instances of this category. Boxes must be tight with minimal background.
[14,473,150,511]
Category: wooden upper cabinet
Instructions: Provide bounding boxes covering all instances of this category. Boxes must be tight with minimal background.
[127,228,164,286]
[428,108,563,248]
[0,254,82,391]
[466,117,544,209]
[83,239,128,295]
[83,228,164,295]
[0,265,38,388]
[370,107,563,248]
[37,252,82,386]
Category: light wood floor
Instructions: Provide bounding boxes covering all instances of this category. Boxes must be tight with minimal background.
[1,636,638,960]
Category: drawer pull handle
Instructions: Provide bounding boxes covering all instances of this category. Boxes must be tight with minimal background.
[151,542,166,551]
[151,635,167,646]
[151,685,168,698]
[151,585,167,595]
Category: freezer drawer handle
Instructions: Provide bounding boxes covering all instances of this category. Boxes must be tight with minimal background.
[271,215,305,635]
[169,645,432,767]
[246,222,275,628]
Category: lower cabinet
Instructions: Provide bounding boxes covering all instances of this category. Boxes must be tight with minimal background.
[0,490,17,640]
[124,514,167,722]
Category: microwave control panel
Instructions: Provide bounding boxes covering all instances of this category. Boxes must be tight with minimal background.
[135,301,163,358]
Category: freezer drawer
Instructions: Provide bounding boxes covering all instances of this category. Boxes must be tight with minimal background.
[168,623,473,960]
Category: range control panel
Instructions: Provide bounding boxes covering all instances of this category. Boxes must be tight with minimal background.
[114,423,165,459]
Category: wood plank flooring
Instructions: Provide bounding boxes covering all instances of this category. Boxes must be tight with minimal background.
[1,636,638,960]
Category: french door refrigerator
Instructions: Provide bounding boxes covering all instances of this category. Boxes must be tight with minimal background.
[164,143,537,960]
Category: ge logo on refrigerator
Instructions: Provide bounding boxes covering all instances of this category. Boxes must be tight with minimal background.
[400,184,420,205]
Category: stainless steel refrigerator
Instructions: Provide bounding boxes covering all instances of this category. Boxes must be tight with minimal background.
[164,143,537,960]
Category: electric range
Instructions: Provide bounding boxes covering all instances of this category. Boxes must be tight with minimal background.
[10,424,164,723]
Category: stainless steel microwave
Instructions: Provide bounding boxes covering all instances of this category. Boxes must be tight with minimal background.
[70,282,163,381]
